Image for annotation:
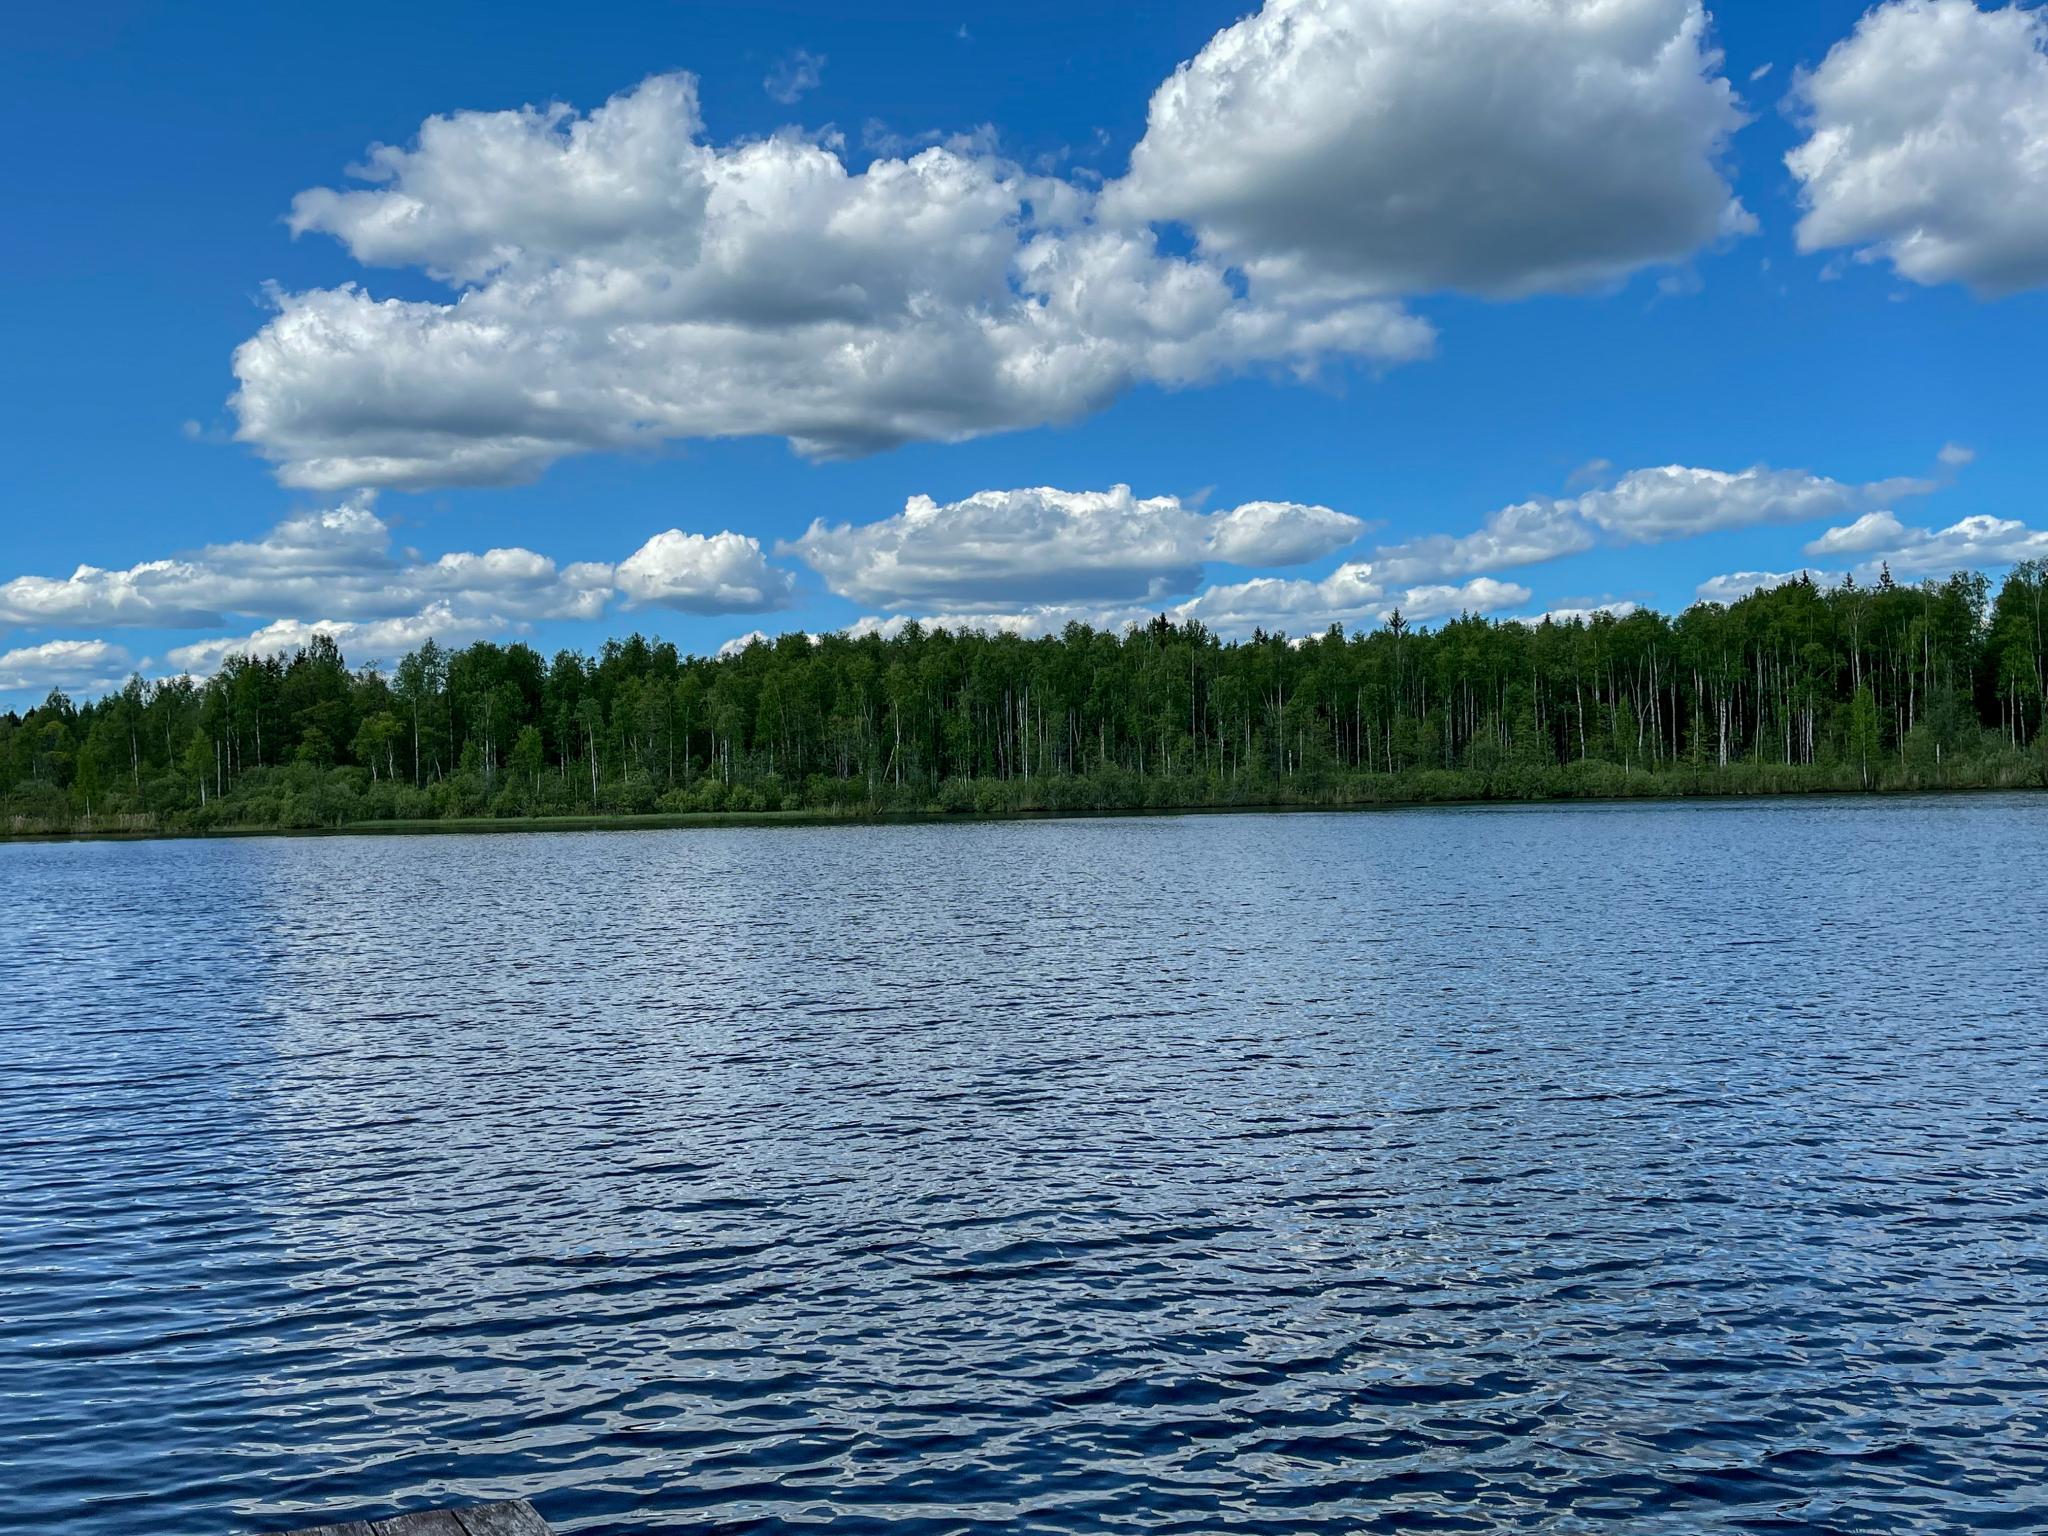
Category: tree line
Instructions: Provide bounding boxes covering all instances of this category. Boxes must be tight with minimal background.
[5,562,2044,834]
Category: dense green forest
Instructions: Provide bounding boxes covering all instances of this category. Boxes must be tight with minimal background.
[4,563,2045,835]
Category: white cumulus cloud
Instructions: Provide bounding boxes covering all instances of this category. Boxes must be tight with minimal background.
[716,630,774,658]
[1527,600,1642,624]
[786,461,1939,637]
[616,530,796,614]
[163,613,504,676]
[0,496,614,632]
[1370,497,1598,584]
[1357,464,1920,588]
[1788,0,2048,294]
[0,500,810,679]
[834,570,1528,643]
[1807,510,2048,578]
[1572,465,1919,543]
[1168,570,1529,633]
[1203,500,1370,567]
[786,484,1365,611]
[1804,510,1910,558]
[0,639,136,694]
[1107,0,1752,299]
[233,74,1432,491]
[1694,569,1842,605]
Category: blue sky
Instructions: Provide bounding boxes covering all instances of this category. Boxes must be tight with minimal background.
[5,0,2047,705]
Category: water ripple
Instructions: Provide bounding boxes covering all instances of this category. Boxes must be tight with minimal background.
[3,797,2047,1533]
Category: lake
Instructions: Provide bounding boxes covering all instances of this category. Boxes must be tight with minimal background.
[3,796,2046,1534]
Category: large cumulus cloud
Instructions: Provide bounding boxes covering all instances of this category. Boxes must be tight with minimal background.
[229,2,1769,494]
[232,75,1433,492]
[1788,0,2048,295]
[785,485,1366,610]
[1106,0,1751,299]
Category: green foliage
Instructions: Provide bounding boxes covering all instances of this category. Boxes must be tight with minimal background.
[509,725,545,794]
[4,564,2045,836]
[295,726,335,767]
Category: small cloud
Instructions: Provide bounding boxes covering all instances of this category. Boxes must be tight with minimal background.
[0,638,135,693]
[957,23,971,42]
[1696,569,1842,606]
[1939,442,1976,468]
[1654,269,1704,300]
[1528,598,1640,625]
[764,49,825,106]
[181,418,232,445]
[1719,201,1760,240]
[1805,510,1907,559]
[717,629,772,658]
[1749,62,1775,83]
[616,529,796,615]
[861,119,999,159]
[1567,458,1614,489]
[718,628,824,657]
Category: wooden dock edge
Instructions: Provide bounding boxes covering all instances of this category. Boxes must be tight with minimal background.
[278,1498,552,1536]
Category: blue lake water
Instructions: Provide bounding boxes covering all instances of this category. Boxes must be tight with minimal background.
[3,796,2047,1534]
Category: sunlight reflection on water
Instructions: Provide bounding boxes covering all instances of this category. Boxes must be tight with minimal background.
[4,797,2046,1534]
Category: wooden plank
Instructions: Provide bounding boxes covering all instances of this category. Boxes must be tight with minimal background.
[371,1515,468,1536]
[453,1503,554,1536]
[279,1503,551,1536]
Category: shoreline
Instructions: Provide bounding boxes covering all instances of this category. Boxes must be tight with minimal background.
[6,779,2040,845]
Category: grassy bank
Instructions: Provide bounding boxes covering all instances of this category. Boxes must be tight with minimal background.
[9,755,2042,842]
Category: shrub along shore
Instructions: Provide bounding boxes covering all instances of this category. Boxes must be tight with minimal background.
[6,761,2046,841]
[5,564,2045,839]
